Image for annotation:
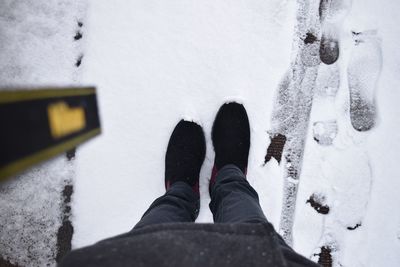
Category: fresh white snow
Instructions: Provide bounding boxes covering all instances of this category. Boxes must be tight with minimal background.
[74,1,400,266]
[72,0,295,246]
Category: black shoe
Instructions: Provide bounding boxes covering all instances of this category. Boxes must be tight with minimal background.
[165,120,206,195]
[211,102,250,174]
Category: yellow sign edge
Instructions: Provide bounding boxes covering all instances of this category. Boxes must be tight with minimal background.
[0,128,101,181]
[0,87,96,104]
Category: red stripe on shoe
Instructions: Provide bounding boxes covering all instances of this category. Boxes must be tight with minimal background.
[192,181,200,196]
[210,165,218,187]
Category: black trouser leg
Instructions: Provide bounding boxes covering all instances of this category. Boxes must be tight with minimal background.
[133,182,199,230]
[209,164,268,223]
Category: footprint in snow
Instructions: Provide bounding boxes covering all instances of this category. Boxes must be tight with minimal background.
[348,30,382,132]
[319,0,353,65]
[312,63,340,146]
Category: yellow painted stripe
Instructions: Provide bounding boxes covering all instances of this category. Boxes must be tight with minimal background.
[0,87,96,104]
[0,128,101,181]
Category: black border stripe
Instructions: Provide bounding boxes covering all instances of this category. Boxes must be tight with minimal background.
[0,128,100,181]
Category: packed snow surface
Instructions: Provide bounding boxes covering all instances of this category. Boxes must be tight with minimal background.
[0,0,86,266]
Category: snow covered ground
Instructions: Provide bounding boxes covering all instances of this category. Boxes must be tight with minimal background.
[0,1,87,266]
[73,0,295,245]
[1,0,400,266]
[293,1,400,266]
[73,0,400,266]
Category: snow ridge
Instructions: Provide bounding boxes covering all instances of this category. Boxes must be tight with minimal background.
[269,0,322,245]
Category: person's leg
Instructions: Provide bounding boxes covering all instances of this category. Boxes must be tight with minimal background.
[209,164,267,223]
[209,103,300,259]
[208,165,309,265]
[209,102,267,223]
[133,120,206,230]
[134,182,199,229]
[208,163,303,261]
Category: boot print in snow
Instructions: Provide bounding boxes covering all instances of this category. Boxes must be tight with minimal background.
[347,30,382,131]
